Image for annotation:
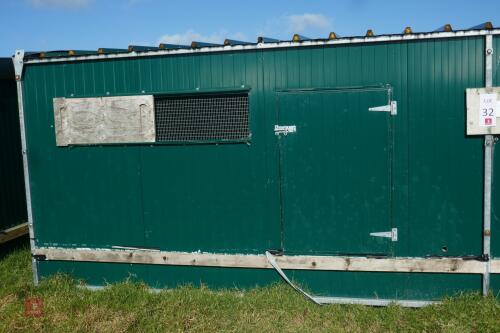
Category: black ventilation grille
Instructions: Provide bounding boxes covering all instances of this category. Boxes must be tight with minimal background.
[154,93,250,143]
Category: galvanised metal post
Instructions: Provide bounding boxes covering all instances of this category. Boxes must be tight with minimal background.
[13,50,38,285]
[483,34,495,295]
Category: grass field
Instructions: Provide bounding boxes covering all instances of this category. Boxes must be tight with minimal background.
[1,238,499,333]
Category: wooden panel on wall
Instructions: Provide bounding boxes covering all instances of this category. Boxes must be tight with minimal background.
[53,95,155,146]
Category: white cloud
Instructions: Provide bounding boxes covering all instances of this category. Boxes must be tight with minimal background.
[29,0,90,9]
[286,13,332,34]
[257,13,333,39]
[156,30,248,46]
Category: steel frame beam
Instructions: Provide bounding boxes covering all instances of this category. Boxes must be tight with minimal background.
[12,50,38,285]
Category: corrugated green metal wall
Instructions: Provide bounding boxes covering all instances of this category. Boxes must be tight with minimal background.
[22,35,497,300]
[260,37,483,299]
[0,58,27,231]
[24,52,280,253]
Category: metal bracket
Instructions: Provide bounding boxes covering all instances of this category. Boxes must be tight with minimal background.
[485,134,495,147]
[485,35,493,88]
[274,125,296,136]
[370,228,398,242]
[32,254,46,261]
[12,50,25,81]
[368,101,397,116]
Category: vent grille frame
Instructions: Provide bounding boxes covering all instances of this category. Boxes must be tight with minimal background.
[154,92,251,144]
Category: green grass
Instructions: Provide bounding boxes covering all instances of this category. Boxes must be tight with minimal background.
[1,240,499,333]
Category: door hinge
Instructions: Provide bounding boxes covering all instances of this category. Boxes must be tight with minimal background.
[274,125,296,136]
[370,228,398,241]
[368,101,397,116]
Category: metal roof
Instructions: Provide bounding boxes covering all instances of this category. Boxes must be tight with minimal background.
[19,22,499,64]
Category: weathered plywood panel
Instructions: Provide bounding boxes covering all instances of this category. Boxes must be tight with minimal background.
[53,95,155,146]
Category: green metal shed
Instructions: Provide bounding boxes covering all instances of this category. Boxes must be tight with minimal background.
[0,58,27,244]
[13,24,500,306]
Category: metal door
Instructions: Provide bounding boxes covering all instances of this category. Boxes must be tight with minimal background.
[276,87,395,256]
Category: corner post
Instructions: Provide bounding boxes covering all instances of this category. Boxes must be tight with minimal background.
[12,50,38,285]
[482,34,495,295]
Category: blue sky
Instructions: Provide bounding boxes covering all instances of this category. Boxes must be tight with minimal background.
[0,0,499,56]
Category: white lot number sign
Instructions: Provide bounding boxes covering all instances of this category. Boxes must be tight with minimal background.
[479,93,497,127]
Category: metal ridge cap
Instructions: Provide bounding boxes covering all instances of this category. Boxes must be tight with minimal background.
[22,29,500,65]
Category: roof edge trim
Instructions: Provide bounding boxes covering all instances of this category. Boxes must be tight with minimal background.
[23,29,500,65]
